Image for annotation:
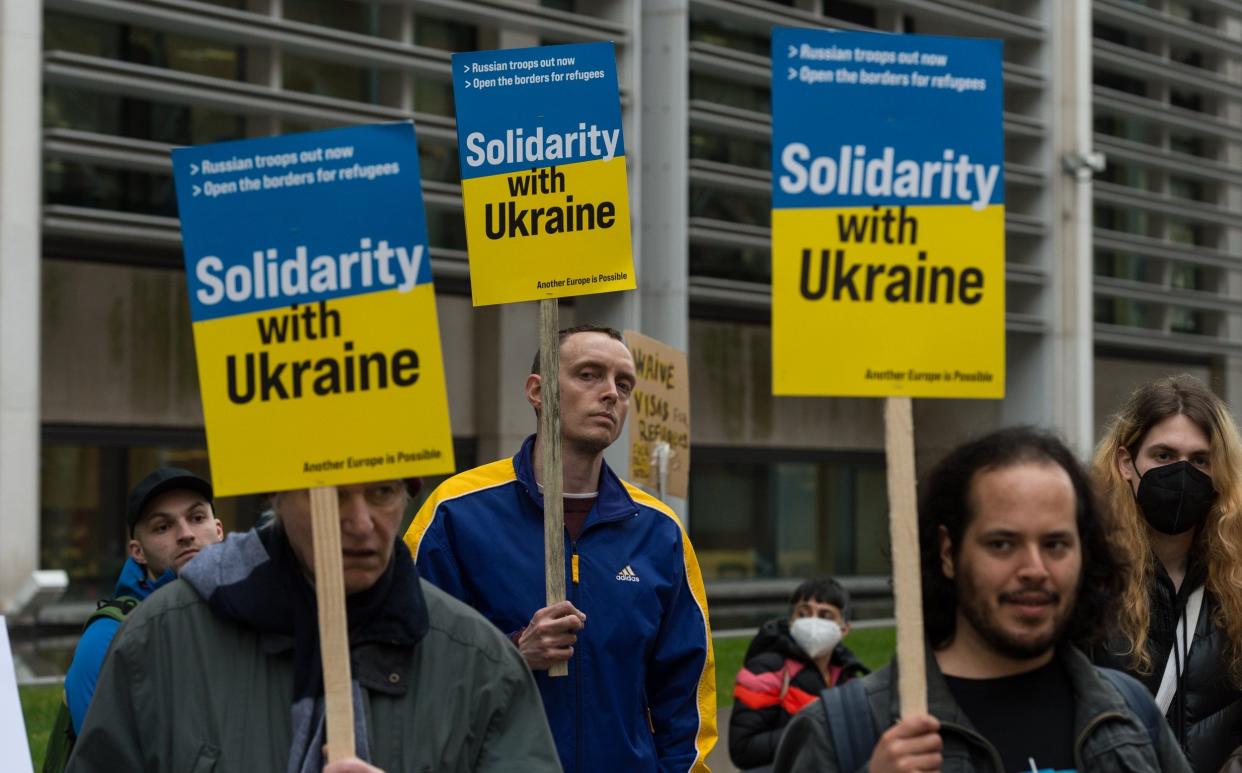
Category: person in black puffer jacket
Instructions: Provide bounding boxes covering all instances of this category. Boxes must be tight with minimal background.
[729,577,868,771]
[1092,375,1242,773]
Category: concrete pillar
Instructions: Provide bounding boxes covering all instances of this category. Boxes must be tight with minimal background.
[1219,15,1242,410]
[473,303,540,463]
[1048,0,1095,455]
[0,0,42,610]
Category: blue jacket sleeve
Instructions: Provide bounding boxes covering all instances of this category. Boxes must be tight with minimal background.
[646,529,718,772]
[64,618,121,735]
[405,497,470,604]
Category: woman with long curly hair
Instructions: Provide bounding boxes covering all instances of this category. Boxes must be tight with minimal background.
[1092,374,1242,772]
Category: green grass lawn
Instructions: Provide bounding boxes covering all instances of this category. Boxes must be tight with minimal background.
[715,626,895,707]
[21,683,60,771]
[18,626,896,762]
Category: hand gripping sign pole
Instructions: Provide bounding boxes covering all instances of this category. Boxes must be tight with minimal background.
[539,299,569,679]
[310,487,357,760]
[884,397,927,714]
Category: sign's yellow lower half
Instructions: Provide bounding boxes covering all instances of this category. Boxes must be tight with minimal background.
[462,156,635,306]
[193,284,456,495]
[772,204,1005,398]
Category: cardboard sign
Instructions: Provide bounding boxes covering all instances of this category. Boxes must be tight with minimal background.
[0,618,34,773]
[771,29,1005,398]
[623,331,690,499]
[453,41,635,306]
[172,123,456,496]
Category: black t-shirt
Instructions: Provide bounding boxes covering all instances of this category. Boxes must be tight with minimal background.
[943,657,1078,773]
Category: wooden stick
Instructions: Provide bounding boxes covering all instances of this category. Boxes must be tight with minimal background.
[538,299,568,678]
[309,486,356,760]
[884,397,927,716]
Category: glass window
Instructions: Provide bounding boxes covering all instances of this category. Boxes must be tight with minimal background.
[44,159,176,217]
[689,449,889,581]
[1170,89,1206,113]
[282,53,380,104]
[414,15,477,52]
[1170,307,1208,335]
[45,12,245,82]
[44,86,246,146]
[284,0,379,35]
[1094,204,1153,237]
[1094,250,1159,284]
[1169,176,1211,203]
[690,242,770,284]
[1170,262,1207,291]
[824,0,879,27]
[690,73,770,114]
[690,131,770,170]
[1094,68,1147,98]
[427,208,467,251]
[1093,298,1161,329]
[419,142,461,184]
[1170,133,1211,158]
[689,14,769,56]
[1169,220,1213,248]
[413,75,455,117]
[690,185,770,227]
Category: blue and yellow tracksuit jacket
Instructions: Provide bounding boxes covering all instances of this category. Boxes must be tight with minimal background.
[404,435,717,773]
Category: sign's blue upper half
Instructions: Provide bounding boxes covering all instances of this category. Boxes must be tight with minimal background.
[452,41,626,180]
[771,28,1004,210]
[172,122,432,323]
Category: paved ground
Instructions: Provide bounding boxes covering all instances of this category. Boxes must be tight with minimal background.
[707,705,738,772]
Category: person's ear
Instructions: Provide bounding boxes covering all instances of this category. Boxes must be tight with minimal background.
[525,373,542,414]
[128,538,146,567]
[213,519,224,541]
[939,525,955,579]
[1118,445,1136,484]
[840,622,851,637]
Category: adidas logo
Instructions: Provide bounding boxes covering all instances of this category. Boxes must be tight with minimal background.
[615,565,641,583]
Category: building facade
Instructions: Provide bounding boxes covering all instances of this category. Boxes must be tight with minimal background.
[1,0,1239,610]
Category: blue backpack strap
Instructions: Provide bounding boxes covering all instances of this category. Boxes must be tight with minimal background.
[1097,667,1161,757]
[821,679,878,773]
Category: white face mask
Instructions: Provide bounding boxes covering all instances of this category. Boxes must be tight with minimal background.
[790,617,843,660]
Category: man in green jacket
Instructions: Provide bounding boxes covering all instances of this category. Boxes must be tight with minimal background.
[775,428,1190,773]
[67,479,561,773]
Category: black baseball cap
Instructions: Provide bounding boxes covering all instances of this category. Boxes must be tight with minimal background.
[127,467,214,534]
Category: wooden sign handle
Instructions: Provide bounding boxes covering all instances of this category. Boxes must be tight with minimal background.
[309,486,357,760]
[884,397,927,716]
[538,299,569,678]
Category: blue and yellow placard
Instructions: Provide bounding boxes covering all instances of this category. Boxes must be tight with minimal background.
[771,29,1005,398]
[453,41,635,306]
[171,123,455,496]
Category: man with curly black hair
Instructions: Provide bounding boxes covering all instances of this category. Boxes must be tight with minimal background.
[775,426,1190,773]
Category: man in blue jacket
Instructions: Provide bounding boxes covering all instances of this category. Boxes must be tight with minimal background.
[405,324,717,773]
[62,467,223,735]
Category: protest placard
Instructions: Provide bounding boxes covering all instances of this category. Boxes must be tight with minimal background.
[453,41,635,307]
[171,122,456,497]
[771,27,1005,715]
[0,618,34,773]
[771,29,1004,400]
[172,121,457,758]
[624,331,690,500]
[452,41,637,676]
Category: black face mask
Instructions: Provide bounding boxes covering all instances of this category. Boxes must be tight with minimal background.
[1133,459,1217,535]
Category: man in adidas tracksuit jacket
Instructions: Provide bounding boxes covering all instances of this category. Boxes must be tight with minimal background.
[406,325,716,773]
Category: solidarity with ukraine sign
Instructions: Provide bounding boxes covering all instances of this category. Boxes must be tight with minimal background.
[771,29,1005,398]
[453,41,635,306]
[172,123,455,496]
